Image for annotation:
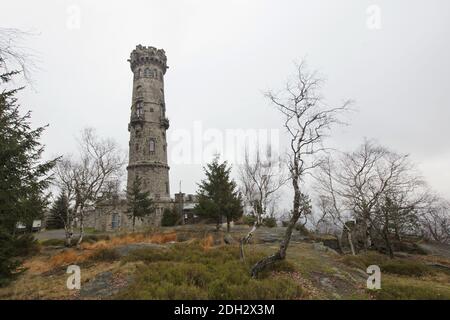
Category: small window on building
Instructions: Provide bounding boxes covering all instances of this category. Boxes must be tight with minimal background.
[149,138,156,153]
[112,213,121,229]
[150,107,154,112]
[166,182,169,194]
[136,101,144,117]
[144,68,154,78]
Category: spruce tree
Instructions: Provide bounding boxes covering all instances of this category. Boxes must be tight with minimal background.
[194,156,243,232]
[47,192,69,230]
[126,176,155,231]
[0,68,57,285]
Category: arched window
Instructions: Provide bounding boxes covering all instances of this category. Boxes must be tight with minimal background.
[136,101,143,117]
[149,138,156,153]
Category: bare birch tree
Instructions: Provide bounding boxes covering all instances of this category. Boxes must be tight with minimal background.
[238,144,287,260]
[54,128,125,246]
[420,197,450,244]
[315,140,427,257]
[315,156,356,255]
[251,61,351,277]
[54,159,78,246]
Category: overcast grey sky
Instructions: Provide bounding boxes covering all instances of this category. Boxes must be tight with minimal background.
[2,0,449,205]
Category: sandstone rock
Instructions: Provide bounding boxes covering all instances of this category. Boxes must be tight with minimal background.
[312,242,339,255]
[224,233,236,245]
[115,242,167,257]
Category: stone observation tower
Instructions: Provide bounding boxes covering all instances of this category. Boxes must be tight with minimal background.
[127,45,171,218]
[83,46,199,231]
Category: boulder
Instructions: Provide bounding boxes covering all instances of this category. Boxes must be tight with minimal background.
[224,233,236,245]
[115,243,167,257]
[312,242,339,255]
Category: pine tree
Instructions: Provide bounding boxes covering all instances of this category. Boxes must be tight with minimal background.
[46,192,69,230]
[194,156,243,232]
[161,207,180,227]
[0,68,57,285]
[126,176,155,231]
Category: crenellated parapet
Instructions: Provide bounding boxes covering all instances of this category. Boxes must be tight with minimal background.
[128,45,168,74]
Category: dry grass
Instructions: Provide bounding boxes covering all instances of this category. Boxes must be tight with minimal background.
[23,231,178,274]
[200,234,214,250]
[81,231,177,250]
[4,227,450,300]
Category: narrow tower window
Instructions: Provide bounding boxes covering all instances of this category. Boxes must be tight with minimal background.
[149,138,156,153]
[136,101,144,117]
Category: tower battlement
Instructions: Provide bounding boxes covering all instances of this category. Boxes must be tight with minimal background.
[129,44,168,74]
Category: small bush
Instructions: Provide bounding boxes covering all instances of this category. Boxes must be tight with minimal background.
[295,224,311,236]
[83,234,110,243]
[161,208,180,227]
[381,260,432,277]
[242,215,257,226]
[342,252,433,277]
[341,251,388,269]
[122,248,172,264]
[89,248,120,262]
[263,217,277,228]
[373,276,450,300]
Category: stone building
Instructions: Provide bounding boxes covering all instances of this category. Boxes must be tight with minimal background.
[85,45,179,232]
[174,193,199,224]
